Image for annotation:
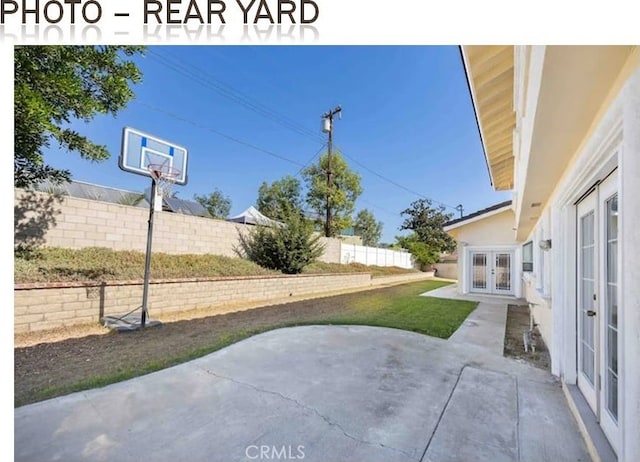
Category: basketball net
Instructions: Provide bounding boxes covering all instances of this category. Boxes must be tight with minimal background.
[156,176,175,199]
[148,164,181,209]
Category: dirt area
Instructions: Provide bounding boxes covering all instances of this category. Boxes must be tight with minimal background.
[503,304,550,371]
[15,281,449,407]
[14,284,387,349]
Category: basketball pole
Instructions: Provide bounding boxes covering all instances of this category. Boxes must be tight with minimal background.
[140,176,158,329]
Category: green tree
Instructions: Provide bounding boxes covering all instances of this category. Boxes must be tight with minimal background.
[256,175,303,221]
[353,209,383,246]
[399,199,456,253]
[14,46,145,187]
[396,233,441,270]
[194,189,232,219]
[236,210,324,274]
[302,151,362,237]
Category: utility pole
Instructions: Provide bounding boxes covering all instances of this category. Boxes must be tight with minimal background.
[322,105,342,237]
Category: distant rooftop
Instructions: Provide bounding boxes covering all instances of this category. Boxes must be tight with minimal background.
[34,180,210,218]
[444,200,512,228]
[36,179,150,208]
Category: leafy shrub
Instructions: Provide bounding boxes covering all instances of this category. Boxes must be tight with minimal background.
[236,212,324,274]
[406,241,440,270]
[396,234,441,271]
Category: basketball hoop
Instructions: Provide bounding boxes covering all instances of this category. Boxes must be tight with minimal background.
[119,127,189,329]
[148,163,181,198]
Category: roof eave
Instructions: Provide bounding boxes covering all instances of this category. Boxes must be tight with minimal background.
[460,45,516,191]
[444,204,512,231]
[459,46,496,190]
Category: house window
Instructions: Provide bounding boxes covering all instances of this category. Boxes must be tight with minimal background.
[537,227,545,291]
[523,241,533,272]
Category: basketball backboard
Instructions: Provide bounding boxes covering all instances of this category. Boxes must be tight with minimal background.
[119,127,188,185]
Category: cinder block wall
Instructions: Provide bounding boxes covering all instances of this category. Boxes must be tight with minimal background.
[14,273,373,333]
[433,263,458,280]
[14,189,342,262]
[14,272,437,333]
[319,236,341,264]
[371,272,434,286]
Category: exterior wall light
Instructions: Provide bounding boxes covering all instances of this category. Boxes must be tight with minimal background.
[539,239,552,251]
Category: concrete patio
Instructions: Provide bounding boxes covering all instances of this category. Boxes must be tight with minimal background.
[14,285,591,462]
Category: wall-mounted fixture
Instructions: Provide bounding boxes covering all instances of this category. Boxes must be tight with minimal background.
[539,239,552,251]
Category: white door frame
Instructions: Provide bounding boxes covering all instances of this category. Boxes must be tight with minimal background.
[469,250,491,294]
[576,191,599,413]
[553,137,619,389]
[598,171,620,451]
[574,170,620,453]
[548,71,629,457]
[464,245,519,297]
[493,251,516,296]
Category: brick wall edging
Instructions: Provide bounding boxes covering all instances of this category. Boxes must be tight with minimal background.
[14,272,434,334]
[14,272,372,291]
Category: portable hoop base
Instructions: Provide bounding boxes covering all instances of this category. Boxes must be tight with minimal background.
[101,311,162,333]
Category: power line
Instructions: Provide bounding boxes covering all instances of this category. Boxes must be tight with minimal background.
[136,101,306,168]
[337,147,458,211]
[295,144,326,176]
[358,198,400,218]
[147,49,326,145]
[146,48,459,212]
[137,100,400,224]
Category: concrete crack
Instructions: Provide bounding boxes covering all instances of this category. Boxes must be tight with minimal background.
[200,367,417,460]
[419,364,466,462]
[81,392,138,461]
[515,377,521,462]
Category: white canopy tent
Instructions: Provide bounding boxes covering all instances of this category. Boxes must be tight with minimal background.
[227,206,283,227]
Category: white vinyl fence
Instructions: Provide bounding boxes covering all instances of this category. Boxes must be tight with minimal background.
[340,243,414,269]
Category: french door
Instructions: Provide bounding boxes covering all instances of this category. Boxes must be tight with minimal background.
[577,193,598,410]
[576,171,619,452]
[470,250,514,295]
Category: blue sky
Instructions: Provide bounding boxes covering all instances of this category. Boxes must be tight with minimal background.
[43,45,510,243]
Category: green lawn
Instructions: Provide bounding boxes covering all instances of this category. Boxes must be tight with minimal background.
[297,280,476,339]
[15,280,475,406]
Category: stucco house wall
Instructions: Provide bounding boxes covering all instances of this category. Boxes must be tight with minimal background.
[521,60,640,459]
[446,208,521,297]
[462,45,640,460]
[447,209,517,246]
[519,208,553,354]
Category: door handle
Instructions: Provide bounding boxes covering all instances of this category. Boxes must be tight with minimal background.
[587,310,596,317]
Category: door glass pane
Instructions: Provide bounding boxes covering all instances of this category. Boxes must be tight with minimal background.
[580,211,595,385]
[607,373,618,422]
[605,194,619,421]
[495,253,511,291]
[472,253,486,289]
